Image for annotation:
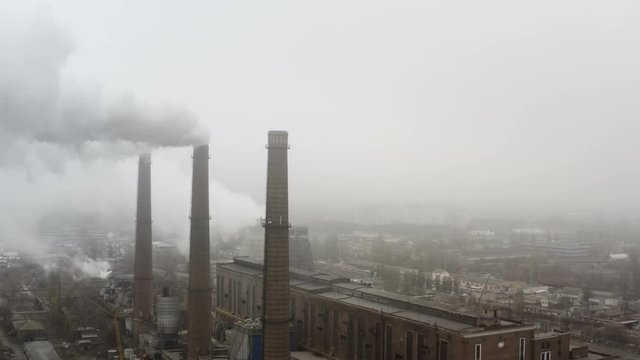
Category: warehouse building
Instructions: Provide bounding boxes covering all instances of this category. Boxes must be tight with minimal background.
[215,257,580,360]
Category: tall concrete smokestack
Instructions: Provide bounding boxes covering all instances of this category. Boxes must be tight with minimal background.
[262,130,290,359]
[187,145,212,359]
[133,153,153,346]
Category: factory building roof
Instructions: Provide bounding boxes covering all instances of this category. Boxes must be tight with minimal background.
[219,257,534,335]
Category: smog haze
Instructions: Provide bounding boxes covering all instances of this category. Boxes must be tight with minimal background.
[1,1,640,251]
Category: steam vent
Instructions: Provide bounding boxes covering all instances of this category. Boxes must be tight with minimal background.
[262,131,291,359]
[133,153,153,346]
[187,145,212,359]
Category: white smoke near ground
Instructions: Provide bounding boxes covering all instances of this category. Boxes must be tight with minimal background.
[38,252,112,280]
[71,255,112,279]
[0,11,263,257]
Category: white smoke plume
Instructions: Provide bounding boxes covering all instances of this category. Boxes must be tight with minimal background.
[0,11,262,256]
[37,252,111,280]
[71,255,112,280]
[0,10,209,166]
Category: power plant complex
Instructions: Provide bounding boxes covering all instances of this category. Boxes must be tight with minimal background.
[128,132,295,359]
[1,130,615,360]
[125,131,583,360]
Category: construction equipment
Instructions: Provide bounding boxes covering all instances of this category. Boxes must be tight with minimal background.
[474,275,491,313]
[85,297,125,360]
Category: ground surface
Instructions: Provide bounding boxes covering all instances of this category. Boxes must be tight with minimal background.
[0,327,25,360]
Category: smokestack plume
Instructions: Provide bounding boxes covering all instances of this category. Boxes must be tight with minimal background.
[262,131,291,359]
[133,153,153,345]
[187,145,212,359]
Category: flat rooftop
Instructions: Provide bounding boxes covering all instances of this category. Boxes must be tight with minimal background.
[219,258,533,335]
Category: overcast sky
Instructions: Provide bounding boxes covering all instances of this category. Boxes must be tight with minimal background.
[2,1,640,251]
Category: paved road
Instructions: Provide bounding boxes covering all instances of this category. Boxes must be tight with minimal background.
[0,328,25,360]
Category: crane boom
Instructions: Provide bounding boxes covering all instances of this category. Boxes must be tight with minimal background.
[474,275,491,313]
[84,297,125,360]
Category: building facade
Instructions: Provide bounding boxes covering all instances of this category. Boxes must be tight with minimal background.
[216,258,573,360]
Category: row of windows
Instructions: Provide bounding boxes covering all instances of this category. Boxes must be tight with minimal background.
[217,275,261,318]
[472,337,529,360]
[219,273,533,360]
[296,299,452,360]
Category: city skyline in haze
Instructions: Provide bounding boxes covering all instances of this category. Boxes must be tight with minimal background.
[2,1,640,254]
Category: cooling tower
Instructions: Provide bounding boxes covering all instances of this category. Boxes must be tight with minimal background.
[133,153,153,346]
[187,145,212,359]
[262,131,291,359]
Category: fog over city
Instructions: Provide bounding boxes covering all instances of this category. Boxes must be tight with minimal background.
[3,1,640,359]
[0,1,639,252]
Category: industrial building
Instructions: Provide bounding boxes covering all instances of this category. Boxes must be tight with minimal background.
[215,256,592,360]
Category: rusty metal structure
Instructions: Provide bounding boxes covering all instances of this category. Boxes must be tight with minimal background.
[187,145,212,359]
[262,131,291,359]
[133,153,153,347]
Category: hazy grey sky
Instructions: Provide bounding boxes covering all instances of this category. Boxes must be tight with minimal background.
[2,0,640,250]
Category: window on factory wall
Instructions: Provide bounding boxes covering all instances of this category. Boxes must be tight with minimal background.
[251,285,256,318]
[310,304,317,347]
[540,351,551,360]
[439,340,448,360]
[406,331,414,360]
[230,279,234,313]
[558,339,562,358]
[333,311,339,355]
[224,279,233,313]
[375,322,383,360]
[236,280,242,315]
[475,344,481,360]
[385,324,393,360]
[226,278,231,310]
[235,280,239,315]
[417,334,425,360]
[217,275,222,306]
[519,338,526,360]
[303,302,309,341]
[357,315,365,360]
[348,313,355,359]
[324,307,330,351]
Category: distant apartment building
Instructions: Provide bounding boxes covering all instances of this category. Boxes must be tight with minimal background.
[459,275,501,293]
[431,269,450,283]
[525,241,592,258]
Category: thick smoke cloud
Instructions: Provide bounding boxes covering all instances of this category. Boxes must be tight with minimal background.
[0,11,209,161]
[0,12,261,265]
